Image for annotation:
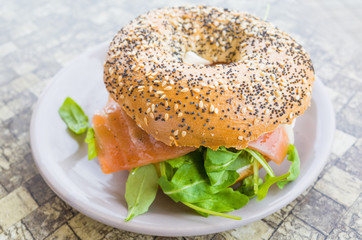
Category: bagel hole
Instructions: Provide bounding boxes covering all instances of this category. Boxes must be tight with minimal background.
[183,51,231,66]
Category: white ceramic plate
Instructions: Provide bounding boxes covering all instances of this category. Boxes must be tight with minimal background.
[30,42,335,237]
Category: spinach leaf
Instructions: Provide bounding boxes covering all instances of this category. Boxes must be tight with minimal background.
[125,164,159,221]
[256,172,290,201]
[277,144,300,189]
[85,127,97,160]
[58,97,89,134]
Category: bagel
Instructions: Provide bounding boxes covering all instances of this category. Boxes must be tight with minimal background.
[104,5,314,150]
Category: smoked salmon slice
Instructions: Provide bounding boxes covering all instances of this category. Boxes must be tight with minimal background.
[248,126,290,165]
[93,98,290,173]
[92,98,195,173]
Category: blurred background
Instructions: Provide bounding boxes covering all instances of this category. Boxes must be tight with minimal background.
[0,0,361,239]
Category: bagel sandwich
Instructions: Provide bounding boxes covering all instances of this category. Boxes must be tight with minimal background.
[90,5,314,220]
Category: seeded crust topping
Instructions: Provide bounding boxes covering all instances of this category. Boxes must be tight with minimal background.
[104,5,315,150]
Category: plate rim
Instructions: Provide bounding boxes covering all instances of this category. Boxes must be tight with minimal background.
[30,42,335,237]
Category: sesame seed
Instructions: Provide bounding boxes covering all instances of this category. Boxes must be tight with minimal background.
[174,104,179,111]
[181,131,187,137]
[210,104,215,112]
[174,130,179,136]
[178,112,183,117]
[181,88,189,93]
[199,101,203,108]
[238,136,243,141]
[164,86,172,90]
[165,113,169,120]
[144,117,148,126]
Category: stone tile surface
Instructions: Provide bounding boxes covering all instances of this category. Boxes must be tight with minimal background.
[292,189,346,234]
[44,224,78,240]
[225,220,274,240]
[68,214,113,240]
[24,174,55,205]
[314,166,362,207]
[0,0,361,239]
[0,187,38,232]
[22,197,77,240]
[336,138,362,181]
[270,214,325,240]
[0,221,34,240]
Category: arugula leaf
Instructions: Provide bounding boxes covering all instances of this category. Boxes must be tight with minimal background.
[58,97,89,134]
[85,127,97,160]
[244,149,275,177]
[192,188,249,214]
[256,173,290,201]
[238,175,263,198]
[252,158,260,194]
[158,150,248,220]
[182,202,242,220]
[167,151,200,168]
[125,164,159,221]
[204,147,241,174]
[159,162,211,203]
[204,147,250,191]
[277,144,300,189]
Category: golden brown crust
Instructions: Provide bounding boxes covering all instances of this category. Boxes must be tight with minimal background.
[104,5,315,150]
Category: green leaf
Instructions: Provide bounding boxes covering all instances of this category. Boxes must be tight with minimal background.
[252,158,259,194]
[204,147,241,174]
[182,202,242,220]
[277,144,301,189]
[256,172,290,201]
[192,188,249,214]
[58,97,89,134]
[238,175,263,198]
[204,147,250,190]
[244,148,275,177]
[159,162,211,203]
[85,127,97,160]
[125,164,159,221]
[167,151,200,168]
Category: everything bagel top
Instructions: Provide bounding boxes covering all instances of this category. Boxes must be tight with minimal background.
[104,5,315,150]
